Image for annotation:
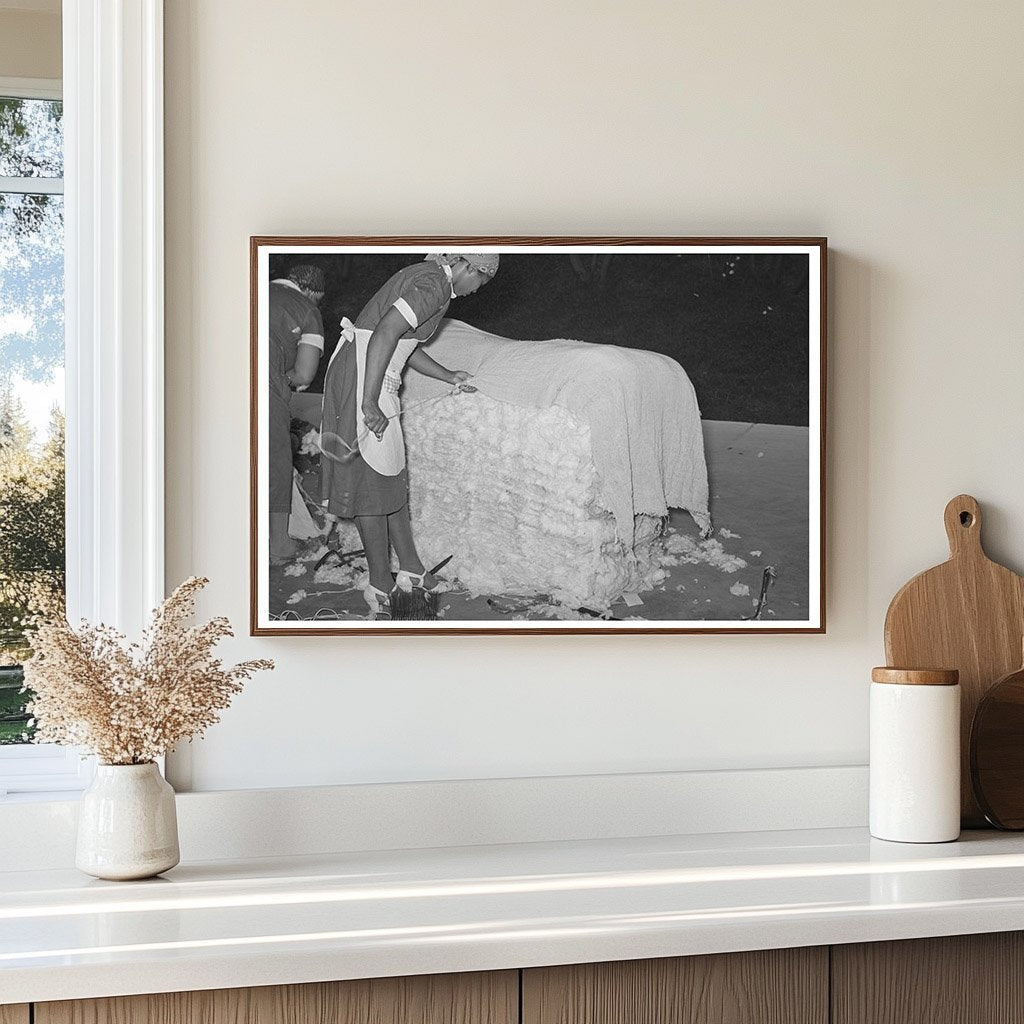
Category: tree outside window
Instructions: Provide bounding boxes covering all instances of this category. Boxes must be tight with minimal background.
[0,94,65,744]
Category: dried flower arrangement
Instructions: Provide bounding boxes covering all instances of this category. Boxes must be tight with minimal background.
[23,577,273,765]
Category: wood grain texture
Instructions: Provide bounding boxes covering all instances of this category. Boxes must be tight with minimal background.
[871,667,959,686]
[970,659,1024,827]
[522,948,828,1024]
[884,494,1024,826]
[832,932,1024,1024]
[0,1007,30,1024]
[36,971,517,1024]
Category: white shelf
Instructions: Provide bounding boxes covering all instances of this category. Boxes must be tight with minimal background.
[4,826,1024,1004]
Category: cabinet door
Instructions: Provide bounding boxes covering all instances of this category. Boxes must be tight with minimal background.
[35,971,518,1024]
[832,932,1024,1024]
[0,1007,30,1024]
[523,948,828,1024]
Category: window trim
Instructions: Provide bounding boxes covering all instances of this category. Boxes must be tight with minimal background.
[0,77,62,102]
[0,0,166,796]
[0,175,63,195]
[0,744,92,796]
[63,0,165,635]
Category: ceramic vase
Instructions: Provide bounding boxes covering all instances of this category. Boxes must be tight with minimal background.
[76,762,180,880]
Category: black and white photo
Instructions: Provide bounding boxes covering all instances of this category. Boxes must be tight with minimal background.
[250,238,825,634]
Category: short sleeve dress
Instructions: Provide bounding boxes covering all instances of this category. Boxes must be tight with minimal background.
[320,260,453,518]
[268,280,324,513]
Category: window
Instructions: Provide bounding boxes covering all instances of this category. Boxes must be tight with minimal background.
[1,7,167,797]
[0,78,85,795]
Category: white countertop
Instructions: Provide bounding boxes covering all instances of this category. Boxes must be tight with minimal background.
[4,826,1024,1005]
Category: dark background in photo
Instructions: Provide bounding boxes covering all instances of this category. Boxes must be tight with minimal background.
[267,252,811,426]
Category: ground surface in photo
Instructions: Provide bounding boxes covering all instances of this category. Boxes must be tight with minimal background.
[268,420,810,625]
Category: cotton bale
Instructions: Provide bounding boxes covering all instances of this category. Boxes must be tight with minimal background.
[403,391,667,609]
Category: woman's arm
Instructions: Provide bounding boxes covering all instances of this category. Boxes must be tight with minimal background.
[407,348,477,392]
[406,347,460,385]
[286,342,322,390]
[362,307,408,436]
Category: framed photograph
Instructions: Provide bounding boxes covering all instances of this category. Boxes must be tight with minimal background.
[250,237,826,635]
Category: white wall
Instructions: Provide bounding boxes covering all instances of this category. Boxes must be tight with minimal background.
[0,6,61,80]
[164,1,1024,792]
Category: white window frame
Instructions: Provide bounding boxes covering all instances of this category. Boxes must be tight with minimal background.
[0,0,165,797]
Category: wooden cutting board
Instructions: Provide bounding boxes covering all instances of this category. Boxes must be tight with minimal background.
[884,494,1024,827]
[970,650,1024,829]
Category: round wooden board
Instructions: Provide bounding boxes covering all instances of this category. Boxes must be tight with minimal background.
[971,664,1024,829]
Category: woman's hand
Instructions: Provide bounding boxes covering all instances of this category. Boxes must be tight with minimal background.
[449,370,477,393]
[362,401,388,439]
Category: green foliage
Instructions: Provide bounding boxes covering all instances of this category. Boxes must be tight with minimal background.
[0,96,62,244]
[0,664,31,743]
[0,390,65,740]
[0,395,65,609]
[0,97,62,178]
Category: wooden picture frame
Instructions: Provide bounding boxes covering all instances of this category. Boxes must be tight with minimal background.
[250,237,826,635]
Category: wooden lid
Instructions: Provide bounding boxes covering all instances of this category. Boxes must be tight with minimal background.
[871,667,959,686]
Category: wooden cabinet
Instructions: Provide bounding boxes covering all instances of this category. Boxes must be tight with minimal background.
[831,932,1024,1024]
[522,948,828,1024]
[34,971,517,1024]
[13,933,1024,1023]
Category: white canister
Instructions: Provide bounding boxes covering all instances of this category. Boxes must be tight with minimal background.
[870,667,961,843]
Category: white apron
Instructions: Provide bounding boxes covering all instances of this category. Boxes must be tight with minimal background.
[325,317,417,477]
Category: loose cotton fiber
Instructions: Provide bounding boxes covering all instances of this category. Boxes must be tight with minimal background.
[404,393,666,609]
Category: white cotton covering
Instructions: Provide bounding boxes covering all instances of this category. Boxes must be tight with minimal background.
[404,319,711,544]
[401,319,712,608]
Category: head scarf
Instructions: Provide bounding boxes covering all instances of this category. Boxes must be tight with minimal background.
[287,264,326,294]
[425,252,500,277]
